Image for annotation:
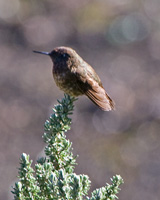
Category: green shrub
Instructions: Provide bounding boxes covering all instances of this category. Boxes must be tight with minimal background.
[12,94,123,200]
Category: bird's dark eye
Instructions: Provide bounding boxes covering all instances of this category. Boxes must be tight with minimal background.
[63,53,67,58]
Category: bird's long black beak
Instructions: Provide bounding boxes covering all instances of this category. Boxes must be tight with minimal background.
[33,50,50,56]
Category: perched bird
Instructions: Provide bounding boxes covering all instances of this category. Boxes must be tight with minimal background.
[33,46,115,111]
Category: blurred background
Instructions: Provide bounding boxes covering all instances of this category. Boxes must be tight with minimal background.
[1,0,160,199]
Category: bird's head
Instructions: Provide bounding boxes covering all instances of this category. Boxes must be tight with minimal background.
[33,46,76,63]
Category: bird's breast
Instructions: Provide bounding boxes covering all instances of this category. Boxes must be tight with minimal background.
[52,64,83,96]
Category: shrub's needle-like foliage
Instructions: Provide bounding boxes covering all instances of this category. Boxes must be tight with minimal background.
[12,94,123,200]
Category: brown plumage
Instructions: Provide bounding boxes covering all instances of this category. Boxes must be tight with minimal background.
[33,46,115,111]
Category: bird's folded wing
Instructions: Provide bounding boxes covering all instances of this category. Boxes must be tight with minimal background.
[74,66,115,111]
[84,76,115,111]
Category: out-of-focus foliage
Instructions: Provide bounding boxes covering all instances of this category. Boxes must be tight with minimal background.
[0,0,160,199]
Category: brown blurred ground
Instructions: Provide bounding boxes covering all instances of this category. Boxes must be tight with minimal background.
[1,0,160,199]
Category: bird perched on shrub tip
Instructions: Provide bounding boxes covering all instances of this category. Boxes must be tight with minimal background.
[33,46,115,111]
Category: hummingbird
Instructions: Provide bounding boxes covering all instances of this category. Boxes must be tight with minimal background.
[33,46,115,111]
